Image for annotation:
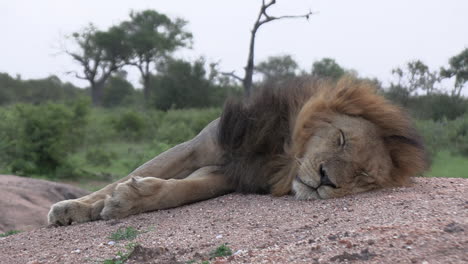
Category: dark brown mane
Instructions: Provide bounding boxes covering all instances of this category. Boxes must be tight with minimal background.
[218,78,316,194]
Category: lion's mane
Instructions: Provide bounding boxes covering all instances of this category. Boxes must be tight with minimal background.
[218,77,429,196]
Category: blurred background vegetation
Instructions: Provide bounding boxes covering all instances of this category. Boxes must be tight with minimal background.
[0,9,467,190]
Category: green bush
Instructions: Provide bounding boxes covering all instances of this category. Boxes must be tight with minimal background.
[415,113,468,157]
[447,114,468,156]
[0,100,89,177]
[86,148,116,166]
[155,108,220,145]
[112,110,147,140]
[415,119,450,156]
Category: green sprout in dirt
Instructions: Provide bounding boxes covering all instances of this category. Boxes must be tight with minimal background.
[108,227,139,241]
[209,243,233,259]
[0,230,21,237]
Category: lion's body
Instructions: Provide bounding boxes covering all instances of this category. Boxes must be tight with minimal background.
[48,77,429,226]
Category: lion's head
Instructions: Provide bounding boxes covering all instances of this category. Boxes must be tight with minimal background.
[289,77,429,199]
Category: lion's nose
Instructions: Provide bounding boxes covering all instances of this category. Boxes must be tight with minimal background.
[319,164,337,188]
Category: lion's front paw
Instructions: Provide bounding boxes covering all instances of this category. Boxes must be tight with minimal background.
[48,199,104,226]
[100,176,161,220]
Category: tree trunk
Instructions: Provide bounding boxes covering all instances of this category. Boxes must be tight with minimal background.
[243,29,256,96]
[90,81,104,107]
[142,74,151,104]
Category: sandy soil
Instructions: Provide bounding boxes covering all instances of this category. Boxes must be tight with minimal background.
[0,177,467,264]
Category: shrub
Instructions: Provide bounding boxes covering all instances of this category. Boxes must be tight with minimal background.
[155,108,220,145]
[86,148,116,166]
[0,100,89,177]
[112,110,147,141]
[448,114,468,156]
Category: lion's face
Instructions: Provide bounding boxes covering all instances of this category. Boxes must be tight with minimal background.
[268,77,429,199]
[293,114,395,200]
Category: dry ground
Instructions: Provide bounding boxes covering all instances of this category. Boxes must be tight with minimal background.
[0,177,467,264]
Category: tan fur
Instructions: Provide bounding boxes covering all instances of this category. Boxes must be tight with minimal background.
[287,77,429,199]
[48,77,429,226]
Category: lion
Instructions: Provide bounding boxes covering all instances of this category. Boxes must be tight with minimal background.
[48,77,429,225]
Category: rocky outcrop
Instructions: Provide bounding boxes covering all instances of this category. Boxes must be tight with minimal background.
[0,175,88,232]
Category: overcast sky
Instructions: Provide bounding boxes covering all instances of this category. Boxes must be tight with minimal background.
[1,0,467,88]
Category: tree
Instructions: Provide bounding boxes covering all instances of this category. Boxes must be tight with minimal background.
[441,48,468,98]
[67,25,130,106]
[150,58,218,110]
[256,54,299,83]
[102,71,135,107]
[391,60,439,96]
[120,10,192,102]
[221,0,313,95]
[311,58,346,80]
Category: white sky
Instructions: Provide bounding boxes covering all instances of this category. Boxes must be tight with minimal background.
[0,0,467,89]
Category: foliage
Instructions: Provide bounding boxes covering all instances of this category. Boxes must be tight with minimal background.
[68,25,130,106]
[389,93,468,121]
[109,227,139,241]
[44,107,219,181]
[415,113,468,157]
[102,72,136,107]
[256,54,298,83]
[86,148,116,167]
[0,230,21,237]
[0,100,89,177]
[440,48,468,97]
[112,110,147,141]
[151,59,229,110]
[311,58,346,80]
[447,114,468,156]
[120,10,192,101]
[209,244,233,259]
[391,60,439,96]
[0,73,84,105]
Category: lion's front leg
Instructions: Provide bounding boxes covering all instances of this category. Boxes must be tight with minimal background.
[100,166,233,220]
[48,119,223,225]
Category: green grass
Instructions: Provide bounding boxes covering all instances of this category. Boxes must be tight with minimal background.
[426,150,468,178]
[0,230,21,237]
[109,227,139,241]
[209,244,233,259]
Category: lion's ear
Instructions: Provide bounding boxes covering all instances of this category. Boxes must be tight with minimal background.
[384,135,430,186]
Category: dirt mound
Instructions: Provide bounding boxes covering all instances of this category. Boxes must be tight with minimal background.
[0,177,466,263]
[0,175,89,233]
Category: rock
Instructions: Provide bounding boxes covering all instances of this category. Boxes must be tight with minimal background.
[0,175,89,232]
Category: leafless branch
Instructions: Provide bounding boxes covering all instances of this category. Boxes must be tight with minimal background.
[65,71,87,80]
[241,0,314,95]
[220,71,244,82]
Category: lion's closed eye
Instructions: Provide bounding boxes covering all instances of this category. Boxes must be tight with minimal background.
[338,129,346,147]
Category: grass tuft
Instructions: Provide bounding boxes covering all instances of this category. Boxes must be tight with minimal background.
[209,243,233,259]
[0,230,21,237]
[109,227,139,241]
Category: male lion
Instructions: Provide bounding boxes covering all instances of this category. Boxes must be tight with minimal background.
[48,77,429,225]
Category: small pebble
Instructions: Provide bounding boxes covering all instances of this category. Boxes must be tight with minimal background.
[233,249,246,255]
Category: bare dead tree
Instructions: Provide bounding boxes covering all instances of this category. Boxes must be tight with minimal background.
[222,0,313,96]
